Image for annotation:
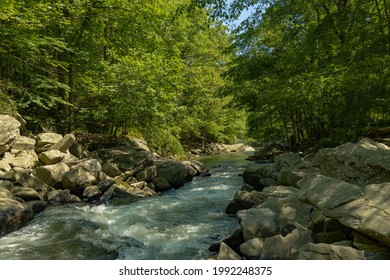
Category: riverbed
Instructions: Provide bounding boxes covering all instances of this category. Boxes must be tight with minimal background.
[0,152,256,260]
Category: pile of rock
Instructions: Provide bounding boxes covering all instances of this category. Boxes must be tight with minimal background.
[0,114,209,237]
[212,138,390,260]
[188,143,255,157]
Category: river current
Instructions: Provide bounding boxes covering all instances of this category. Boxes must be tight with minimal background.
[0,152,255,260]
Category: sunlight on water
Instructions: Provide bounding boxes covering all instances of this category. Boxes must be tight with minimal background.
[0,152,255,260]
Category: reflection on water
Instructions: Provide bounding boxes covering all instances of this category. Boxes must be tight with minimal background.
[0,152,256,260]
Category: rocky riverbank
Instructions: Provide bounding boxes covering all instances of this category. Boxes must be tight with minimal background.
[209,137,390,260]
[0,114,209,238]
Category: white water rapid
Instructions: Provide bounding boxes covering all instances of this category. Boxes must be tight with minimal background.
[0,152,255,260]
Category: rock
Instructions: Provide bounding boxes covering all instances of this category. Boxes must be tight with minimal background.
[239,238,264,259]
[237,207,280,241]
[291,243,366,260]
[99,185,116,204]
[47,189,81,204]
[102,162,122,178]
[154,159,190,188]
[83,185,102,201]
[114,180,156,198]
[0,198,34,237]
[217,242,242,260]
[38,150,65,165]
[152,177,173,191]
[61,165,97,197]
[36,132,63,152]
[247,145,284,162]
[26,200,48,214]
[328,183,390,247]
[0,186,13,199]
[135,165,157,182]
[14,171,49,200]
[316,138,390,185]
[260,235,291,260]
[3,150,39,169]
[11,136,36,151]
[274,152,303,171]
[284,228,313,256]
[49,133,76,152]
[225,190,267,215]
[242,164,278,191]
[277,166,320,187]
[0,115,21,155]
[33,162,69,187]
[296,174,363,212]
[11,186,43,201]
[188,160,209,176]
[208,229,245,254]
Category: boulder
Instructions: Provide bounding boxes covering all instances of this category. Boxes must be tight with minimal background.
[225,189,267,215]
[14,171,49,200]
[260,235,291,260]
[11,136,36,151]
[114,180,156,198]
[316,138,390,185]
[102,162,122,178]
[0,186,13,199]
[36,132,63,152]
[135,165,157,182]
[11,186,43,201]
[33,162,70,187]
[291,243,366,260]
[47,189,81,204]
[242,164,278,191]
[217,242,242,260]
[0,198,34,237]
[3,150,39,169]
[274,152,303,171]
[239,238,264,259]
[154,159,190,188]
[38,150,65,165]
[152,177,172,191]
[237,207,280,241]
[82,185,102,201]
[49,133,76,152]
[0,115,21,155]
[61,165,97,197]
[26,200,48,214]
[284,228,313,256]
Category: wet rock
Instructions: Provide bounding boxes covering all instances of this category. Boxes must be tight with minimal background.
[83,185,102,201]
[135,165,157,182]
[0,198,34,237]
[152,177,172,191]
[154,159,190,188]
[47,189,81,204]
[26,200,48,214]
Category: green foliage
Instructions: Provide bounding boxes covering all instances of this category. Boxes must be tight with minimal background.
[222,0,390,146]
[0,0,247,156]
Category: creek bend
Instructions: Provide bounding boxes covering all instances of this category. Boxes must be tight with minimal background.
[0,152,255,260]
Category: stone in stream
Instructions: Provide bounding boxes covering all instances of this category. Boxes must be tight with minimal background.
[0,198,34,237]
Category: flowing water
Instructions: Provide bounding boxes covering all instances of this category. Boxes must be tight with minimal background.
[0,152,256,260]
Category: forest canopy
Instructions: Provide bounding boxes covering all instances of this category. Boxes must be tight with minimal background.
[1,0,389,156]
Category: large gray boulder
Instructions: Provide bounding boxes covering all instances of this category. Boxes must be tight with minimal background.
[291,243,366,260]
[316,138,390,185]
[49,133,75,153]
[297,174,390,247]
[0,115,21,155]
[14,171,49,200]
[154,159,190,188]
[33,162,70,187]
[0,198,33,237]
[38,150,65,165]
[2,150,39,169]
[61,160,101,197]
[36,132,63,152]
[11,135,36,152]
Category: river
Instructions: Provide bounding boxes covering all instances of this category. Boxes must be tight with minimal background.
[0,152,256,260]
